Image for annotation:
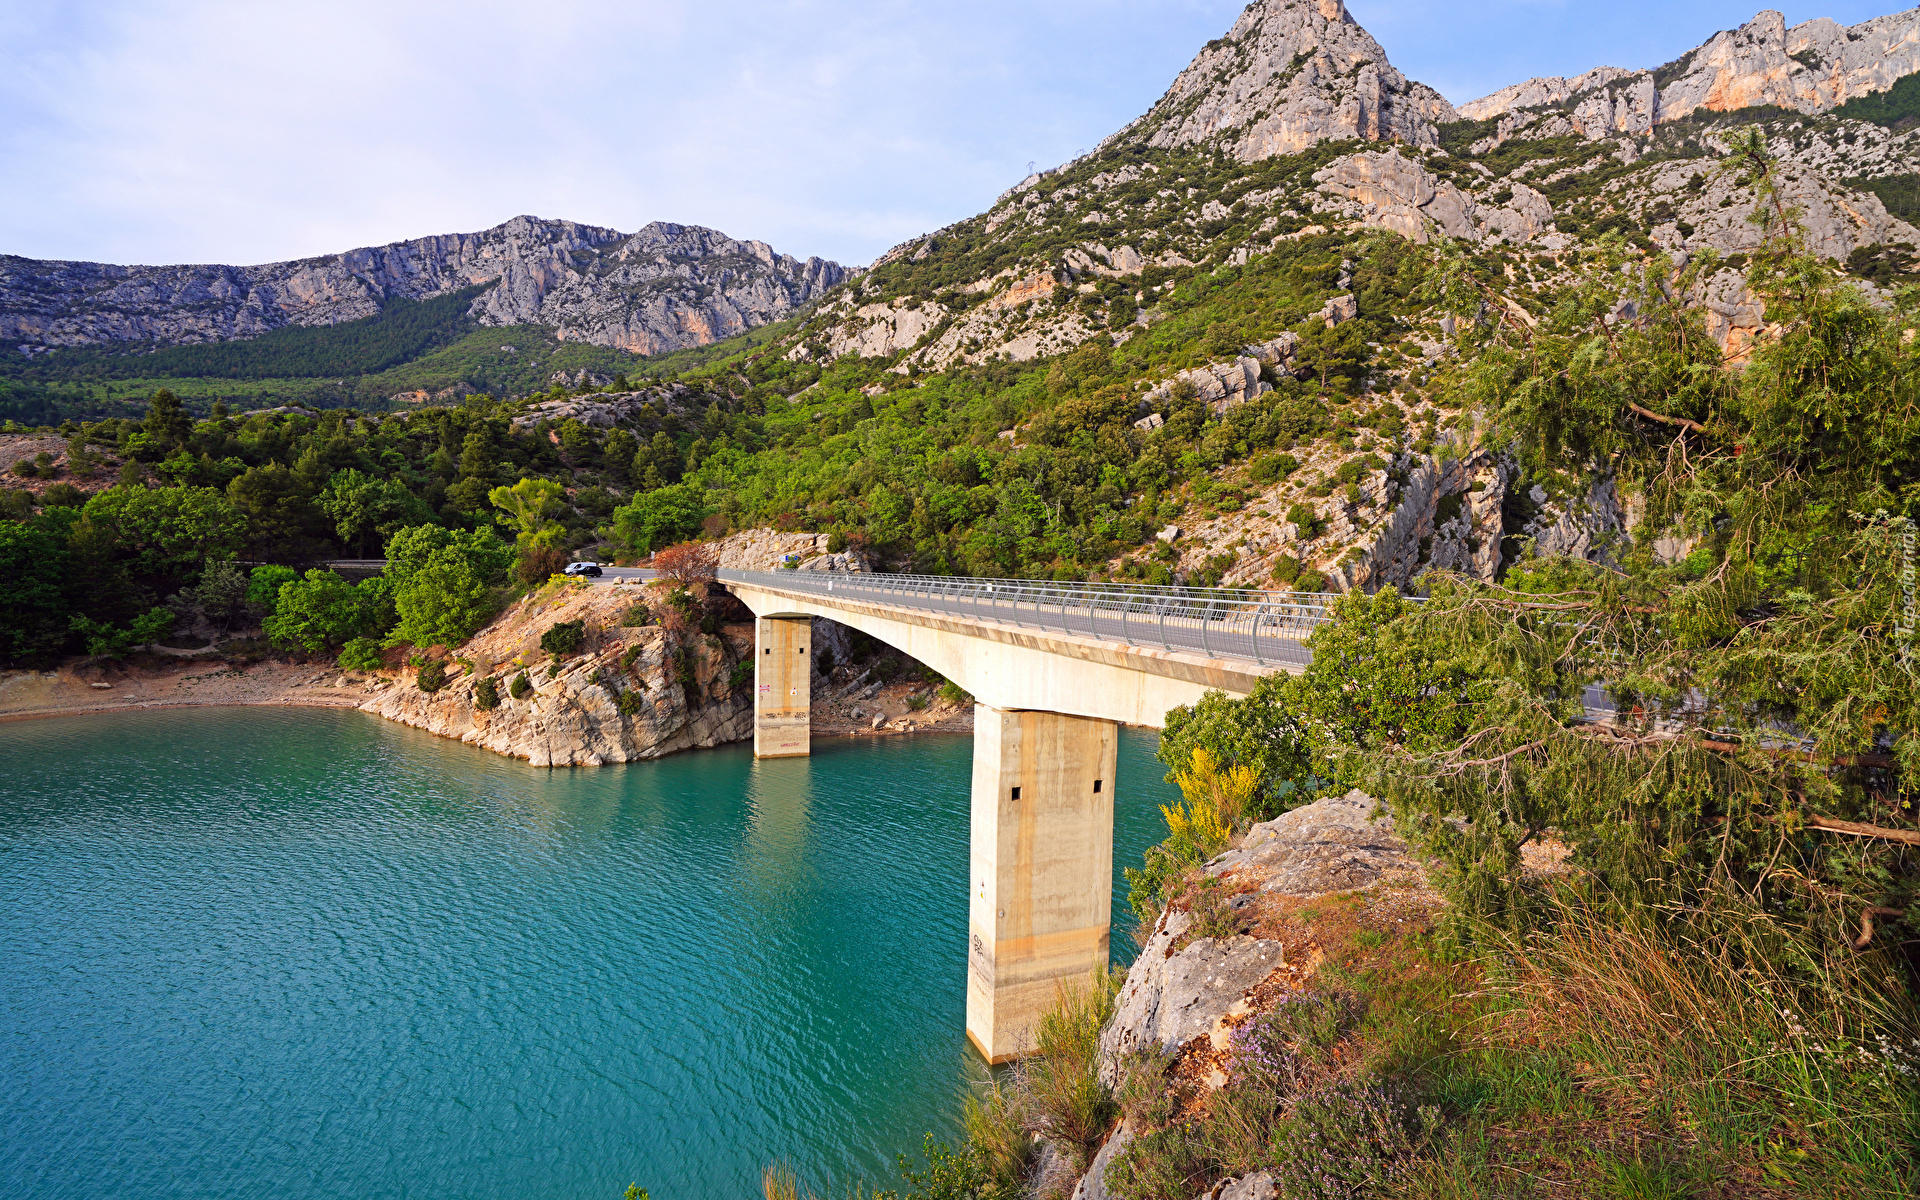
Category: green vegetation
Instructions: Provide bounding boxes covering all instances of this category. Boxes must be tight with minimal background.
[1068,146,1920,1196]
[7,286,491,385]
[540,619,585,660]
[1848,172,1920,223]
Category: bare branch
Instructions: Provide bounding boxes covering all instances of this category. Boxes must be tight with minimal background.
[1808,815,1920,847]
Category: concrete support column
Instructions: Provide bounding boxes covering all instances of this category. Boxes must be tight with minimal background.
[753,616,811,758]
[966,705,1117,1063]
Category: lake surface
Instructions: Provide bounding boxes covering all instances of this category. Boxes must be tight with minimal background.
[0,708,1175,1200]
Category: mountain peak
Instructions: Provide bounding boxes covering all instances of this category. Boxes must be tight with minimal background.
[1112,0,1458,160]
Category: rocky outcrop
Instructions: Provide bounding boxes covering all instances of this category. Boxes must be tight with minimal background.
[1459,66,1637,121]
[1079,791,1424,1195]
[709,528,873,573]
[1313,150,1556,245]
[821,298,949,359]
[1207,789,1418,894]
[1624,158,1920,263]
[2,216,845,356]
[1100,793,1417,1088]
[1461,8,1920,131]
[1144,355,1273,417]
[359,582,754,767]
[1114,0,1458,161]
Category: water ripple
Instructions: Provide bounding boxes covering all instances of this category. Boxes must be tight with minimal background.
[0,709,1172,1200]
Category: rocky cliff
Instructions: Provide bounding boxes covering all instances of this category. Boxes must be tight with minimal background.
[359,579,756,767]
[2,216,845,357]
[791,4,1920,385]
[1461,8,1920,134]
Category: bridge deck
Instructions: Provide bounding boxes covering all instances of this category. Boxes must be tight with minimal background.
[719,569,1322,672]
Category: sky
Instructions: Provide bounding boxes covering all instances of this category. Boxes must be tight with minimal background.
[1,1,1909,270]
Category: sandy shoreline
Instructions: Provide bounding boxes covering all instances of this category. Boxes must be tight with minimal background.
[0,659,374,725]
[0,658,975,744]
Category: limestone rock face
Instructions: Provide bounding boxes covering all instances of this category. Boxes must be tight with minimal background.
[1208,790,1416,895]
[2,216,845,355]
[1097,909,1288,1086]
[1461,8,1920,130]
[1459,66,1637,120]
[1080,790,1423,1196]
[358,583,754,767]
[1313,150,1556,245]
[1114,0,1457,161]
[1144,356,1272,416]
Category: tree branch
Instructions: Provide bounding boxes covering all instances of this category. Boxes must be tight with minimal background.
[1854,905,1906,950]
[1627,401,1708,434]
[1807,814,1920,846]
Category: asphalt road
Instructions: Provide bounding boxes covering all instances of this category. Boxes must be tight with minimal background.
[586,567,655,586]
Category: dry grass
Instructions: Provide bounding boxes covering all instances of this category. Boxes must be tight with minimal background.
[1019,967,1123,1169]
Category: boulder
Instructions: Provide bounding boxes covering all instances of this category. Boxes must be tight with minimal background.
[1208,789,1416,896]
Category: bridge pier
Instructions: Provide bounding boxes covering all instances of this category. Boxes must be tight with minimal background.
[753,615,811,758]
[966,705,1117,1063]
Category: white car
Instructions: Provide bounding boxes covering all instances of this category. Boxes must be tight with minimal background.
[562,561,603,578]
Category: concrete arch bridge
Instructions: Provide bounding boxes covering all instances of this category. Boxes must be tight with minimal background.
[722,568,1339,1062]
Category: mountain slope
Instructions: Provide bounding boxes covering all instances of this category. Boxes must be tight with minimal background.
[1,216,846,358]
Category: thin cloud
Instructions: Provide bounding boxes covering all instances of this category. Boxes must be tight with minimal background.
[1,1,1910,269]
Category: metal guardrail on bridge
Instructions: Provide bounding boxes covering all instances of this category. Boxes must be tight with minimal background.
[718,569,1357,671]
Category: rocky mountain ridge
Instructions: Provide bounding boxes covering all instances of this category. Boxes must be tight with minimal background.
[786,4,1918,387]
[2,216,845,359]
[1461,8,1920,135]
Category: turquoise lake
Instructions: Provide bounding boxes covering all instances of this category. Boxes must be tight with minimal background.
[0,708,1176,1199]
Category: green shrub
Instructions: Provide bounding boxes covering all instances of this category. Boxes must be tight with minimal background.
[337,637,383,671]
[615,689,642,715]
[509,671,531,699]
[245,564,299,614]
[1291,569,1327,593]
[540,619,585,659]
[474,675,499,710]
[727,660,754,692]
[939,680,972,706]
[1283,503,1322,537]
[1104,1123,1211,1200]
[416,659,447,692]
[1248,453,1298,485]
[619,602,652,627]
[1270,555,1301,585]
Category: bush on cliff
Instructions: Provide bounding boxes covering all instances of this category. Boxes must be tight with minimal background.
[415,659,447,692]
[509,671,532,700]
[540,619,585,660]
[473,674,499,710]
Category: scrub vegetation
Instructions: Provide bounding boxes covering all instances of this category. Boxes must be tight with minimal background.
[710,141,1920,1200]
